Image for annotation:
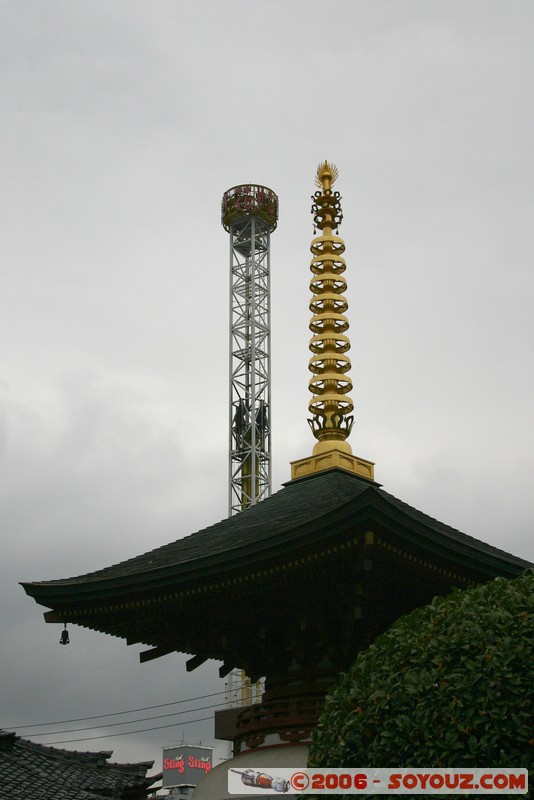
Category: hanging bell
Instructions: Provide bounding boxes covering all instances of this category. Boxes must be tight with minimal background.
[59,624,70,645]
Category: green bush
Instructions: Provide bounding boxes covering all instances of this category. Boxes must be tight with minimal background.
[309,570,533,793]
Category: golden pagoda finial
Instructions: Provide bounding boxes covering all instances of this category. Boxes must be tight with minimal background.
[290,163,375,482]
[308,161,353,452]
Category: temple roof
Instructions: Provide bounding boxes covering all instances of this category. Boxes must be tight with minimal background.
[21,470,531,679]
[0,729,160,799]
[22,470,529,598]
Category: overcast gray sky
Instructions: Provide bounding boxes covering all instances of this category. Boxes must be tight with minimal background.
[1,0,533,775]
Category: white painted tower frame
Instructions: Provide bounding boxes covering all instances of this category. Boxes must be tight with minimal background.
[222,185,278,516]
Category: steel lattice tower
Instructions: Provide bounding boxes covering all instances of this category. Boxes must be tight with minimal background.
[222,184,278,515]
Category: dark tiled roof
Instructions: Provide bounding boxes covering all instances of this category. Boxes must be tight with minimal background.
[0,730,160,799]
[373,483,532,572]
[22,470,531,606]
[19,469,533,677]
[59,471,371,580]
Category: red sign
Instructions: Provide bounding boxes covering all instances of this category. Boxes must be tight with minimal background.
[162,745,213,788]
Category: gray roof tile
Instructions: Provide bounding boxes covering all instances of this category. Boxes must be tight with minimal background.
[0,730,160,800]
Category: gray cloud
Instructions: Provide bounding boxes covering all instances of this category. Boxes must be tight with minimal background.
[1,0,533,770]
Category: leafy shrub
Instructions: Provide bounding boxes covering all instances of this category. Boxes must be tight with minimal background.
[309,570,533,794]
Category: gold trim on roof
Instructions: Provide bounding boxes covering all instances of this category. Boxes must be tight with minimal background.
[54,530,471,621]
